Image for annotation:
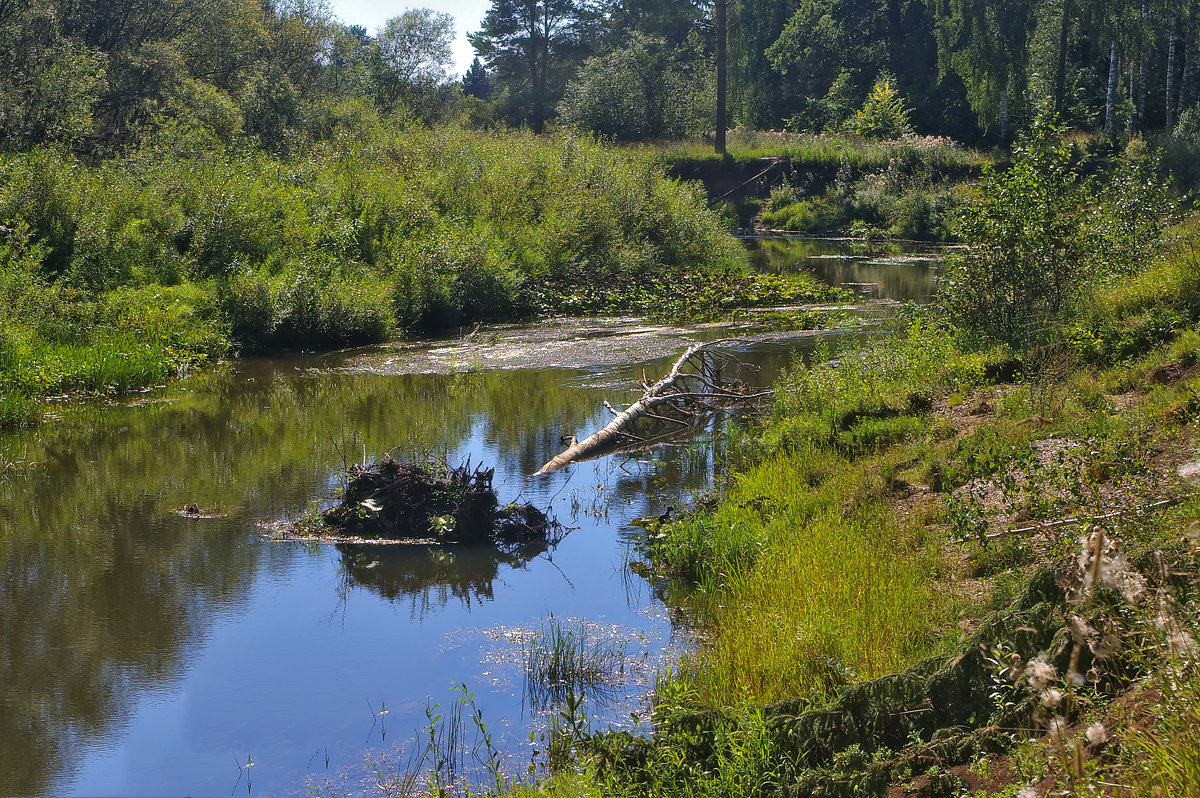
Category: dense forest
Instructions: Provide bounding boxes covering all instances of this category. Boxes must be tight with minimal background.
[3,0,1200,151]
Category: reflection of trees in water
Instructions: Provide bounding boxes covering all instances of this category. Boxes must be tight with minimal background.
[0,507,283,796]
[808,259,937,303]
[0,362,604,795]
[605,410,735,514]
[748,237,939,303]
[337,540,553,618]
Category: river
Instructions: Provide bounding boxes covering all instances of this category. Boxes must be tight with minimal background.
[0,238,938,796]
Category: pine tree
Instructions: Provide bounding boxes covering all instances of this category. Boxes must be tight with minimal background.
[468,0,599,131]
[462,57,493,99]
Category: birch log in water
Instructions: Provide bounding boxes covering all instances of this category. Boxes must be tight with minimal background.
[534,341,771,476]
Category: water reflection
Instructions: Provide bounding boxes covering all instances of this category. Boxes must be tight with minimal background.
[0,364,608,796]
[336,540,557,617]
[0,512,287,796]
[748,236,941,303]
[0,347,763,795]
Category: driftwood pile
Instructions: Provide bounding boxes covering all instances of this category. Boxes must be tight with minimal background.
[323,456,561,550]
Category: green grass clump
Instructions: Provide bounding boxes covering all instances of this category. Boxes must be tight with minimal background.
[641,324,994,709]
[1126,671,1200,795]
[523,616,626,711]
[0,228,223,424]
[759,198,840,233]
[770,322,995,450]
[668,493,940,706]
[1069,216,1200,365]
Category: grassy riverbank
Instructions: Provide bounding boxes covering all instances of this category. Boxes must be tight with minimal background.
[0,126,840,427]
[475,215,1200,798]
[463,128,1200,796]
[660,130,992,240]
[663,130,1200,243]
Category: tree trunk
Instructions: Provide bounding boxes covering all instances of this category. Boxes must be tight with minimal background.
[534,342,766,475]
[535,343,714,475]
[1168,12,1178,131]
[525,28,543,134]
[1000,91,1009,142]
[886,0,903,73]
[1137,0,1148,133]
[1128,61,1137,135]
[1106,40,1119,136]
[1181,0,1197,117]
[1055,0,1072,117]
[534,6,552,133]
[715,0,728,156]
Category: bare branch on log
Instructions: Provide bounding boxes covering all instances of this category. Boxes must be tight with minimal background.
[534,341,771,476]
[641,410,693,427]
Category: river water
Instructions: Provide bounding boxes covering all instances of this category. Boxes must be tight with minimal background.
[0,238,938,797]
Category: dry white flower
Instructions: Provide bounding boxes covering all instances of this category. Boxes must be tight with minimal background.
[1047,716,1067,743]
[1114,569,1147,603]
[1086,722,1108,748]
[1027,657,1058,690]
[1089,634,1120,659]
[1041,687,1064,708]
[1017,788,1038,798]
[1068,615,1097,642]
[1168,630,1199,658]
[1156,597,1200,658]
[1076,531,1146,602]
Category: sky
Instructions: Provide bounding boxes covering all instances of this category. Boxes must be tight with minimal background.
[327,0,492,77]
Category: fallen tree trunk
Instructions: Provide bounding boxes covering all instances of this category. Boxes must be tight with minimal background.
[534,341,770,476]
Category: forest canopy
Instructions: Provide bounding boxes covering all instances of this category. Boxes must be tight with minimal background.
[1,0,1199,153]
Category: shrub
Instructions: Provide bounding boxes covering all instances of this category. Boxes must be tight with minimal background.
[220,269,279,349]
[785,70,860,134]
[557,32,713,142]
[275,266,393,348]
[760,198,840,232]
[849,75,914,140]
[937,116,1170,353]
